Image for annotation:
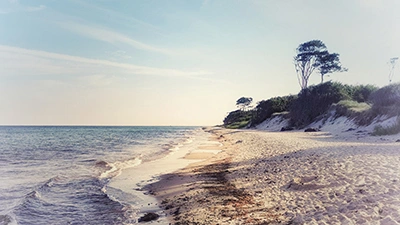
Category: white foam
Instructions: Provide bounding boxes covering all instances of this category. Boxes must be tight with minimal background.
[106,128,213,223]
[100,157,143,179]
[191,149,222,154]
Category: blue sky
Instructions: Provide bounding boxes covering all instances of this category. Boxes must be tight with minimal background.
[1,0,399,125]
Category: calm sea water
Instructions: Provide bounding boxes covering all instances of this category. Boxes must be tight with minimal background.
[0,126,198,225]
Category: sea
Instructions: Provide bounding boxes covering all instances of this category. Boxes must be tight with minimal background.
[0,126,202,225]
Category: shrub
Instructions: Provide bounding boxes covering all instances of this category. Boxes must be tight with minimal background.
[362,83,400,121]
[369,83,400,109]
[223,110,253,129]
[372,117,400,136]
[225,120,251,129]
[251,95,296,126]
[349,84,378,103]
[289,82,353,128]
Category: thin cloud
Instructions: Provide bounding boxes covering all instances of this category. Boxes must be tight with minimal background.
[0,0,46,14]
[77,74,118,88]
[0,45,212,77]
[58,22,173,55]
[71,0,166,36]
[26,5,46,12]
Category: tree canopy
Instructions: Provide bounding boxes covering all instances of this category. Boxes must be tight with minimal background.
[318,53,347,83]
[294,40,346,89]
[236,97,253,111]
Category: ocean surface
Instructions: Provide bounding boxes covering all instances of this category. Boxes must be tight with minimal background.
[0,126,199,225]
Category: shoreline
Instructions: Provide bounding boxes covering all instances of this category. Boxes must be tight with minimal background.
[146,127,400,224]
[144,127,233,223]
[106,127,222,223]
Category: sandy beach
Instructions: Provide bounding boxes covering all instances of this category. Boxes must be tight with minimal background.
[146,127,400,224]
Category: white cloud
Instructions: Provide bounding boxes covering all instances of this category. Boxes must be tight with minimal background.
[0,45,212,77]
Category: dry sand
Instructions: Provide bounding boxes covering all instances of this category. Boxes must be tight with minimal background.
[146,127,400,224]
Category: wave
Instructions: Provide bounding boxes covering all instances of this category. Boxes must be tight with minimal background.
[95,160,112,170]
[25,190,41,200]
[0,214,13,225]
[1,126,199,224]
[14,175,134,225]
[184,137,194,144]
[97,157,142,180]
[21,177,61,204]
[161,136,193,152]
[41,176,61,189]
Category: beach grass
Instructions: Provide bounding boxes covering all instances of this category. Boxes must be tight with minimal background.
[373,117,400,136]
[336,100,371,113]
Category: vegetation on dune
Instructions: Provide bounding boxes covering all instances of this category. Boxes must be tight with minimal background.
[223,83,400,132]
[335,100,371,114]
[251,95,296,126]
[289,82,353,128]
[369,83,400,117]
[288,82,377,128]
[350,84,378,103]
[223,110,253,129]
[236,97,253,111]
[222,40,400,135]
[372,117,400,136]
[294,40,346,89]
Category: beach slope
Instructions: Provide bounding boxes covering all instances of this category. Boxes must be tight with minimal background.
[147,128,400,224]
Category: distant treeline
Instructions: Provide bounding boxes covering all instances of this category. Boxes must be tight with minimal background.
[223,82,400,131]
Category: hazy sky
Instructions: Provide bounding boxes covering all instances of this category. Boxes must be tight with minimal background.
[1,0,399,126]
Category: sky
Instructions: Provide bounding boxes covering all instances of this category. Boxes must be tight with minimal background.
[1,0,400,126]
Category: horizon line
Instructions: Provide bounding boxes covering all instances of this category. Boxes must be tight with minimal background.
[0,124,208,127]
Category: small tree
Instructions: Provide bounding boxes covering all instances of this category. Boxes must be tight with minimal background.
[294,40,328,89]
[318,53,347,83]
[236,97,253,111]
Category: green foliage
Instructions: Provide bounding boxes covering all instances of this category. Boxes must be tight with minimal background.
[289,82,353,128]
[369,83,400,108]
[296,40,327,53]
[294,40,346,89]
[236,97,253,111]
[225,120,251,129]
[222,82,399,131]
[339,84,399,126]
[372,117,400,136]
[358,83,400,122]
[351,84,378,102]
[330,85,376,125]
[334,100,371,124]
[294,40,328,89]
[223,110,253,129]
[251,95,296,126]
[318,53,347,83]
